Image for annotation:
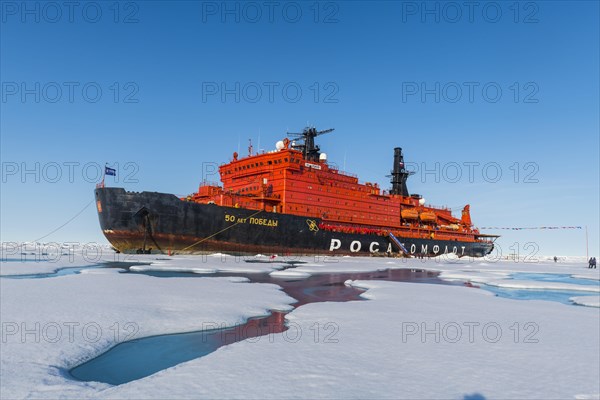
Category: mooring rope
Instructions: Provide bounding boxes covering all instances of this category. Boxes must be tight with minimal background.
[176,209,264,253]
[30,199,94,243]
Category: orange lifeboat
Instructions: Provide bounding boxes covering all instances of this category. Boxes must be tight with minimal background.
[419,211,437,222]
[401,209,419,220]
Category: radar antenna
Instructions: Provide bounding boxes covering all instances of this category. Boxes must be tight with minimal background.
[286,127,334,161]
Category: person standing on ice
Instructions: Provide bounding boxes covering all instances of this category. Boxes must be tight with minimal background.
[554,256,558,263]
[592,257,597,269]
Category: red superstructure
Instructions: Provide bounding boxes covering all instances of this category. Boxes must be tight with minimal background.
[185,128,486,244]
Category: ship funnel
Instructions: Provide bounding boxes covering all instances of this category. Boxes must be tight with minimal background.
[390,147,410,196]
[461,205,472,226]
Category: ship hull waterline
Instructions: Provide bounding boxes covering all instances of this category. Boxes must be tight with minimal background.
[95,188,494,258]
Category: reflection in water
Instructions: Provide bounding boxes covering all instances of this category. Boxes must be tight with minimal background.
[70,268,444,385]
[70,311,289,386]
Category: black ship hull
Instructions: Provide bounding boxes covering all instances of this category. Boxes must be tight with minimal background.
[95,188,494,257]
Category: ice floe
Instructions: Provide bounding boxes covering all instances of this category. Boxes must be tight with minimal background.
[2,253,599,399]
[96,280,599,400]
[570,296,600,308]
[0,272,295,398]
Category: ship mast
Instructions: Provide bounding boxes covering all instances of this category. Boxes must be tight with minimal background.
[287,127,334,162]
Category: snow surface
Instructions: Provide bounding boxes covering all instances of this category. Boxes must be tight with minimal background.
[571,296,600,308]
[269,270,312,279]
[0,272,294,398]
[0,255,98,276]
[97,253,600,282]
[97,280,600,400]
[1,254,599,399]
[0,244,145,276]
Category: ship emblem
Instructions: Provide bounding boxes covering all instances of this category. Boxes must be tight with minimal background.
[306,219,319,232]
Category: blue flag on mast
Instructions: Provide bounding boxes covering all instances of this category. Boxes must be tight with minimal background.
[105,167,116,176]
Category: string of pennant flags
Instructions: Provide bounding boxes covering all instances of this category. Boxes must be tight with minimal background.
[480,226,582,230]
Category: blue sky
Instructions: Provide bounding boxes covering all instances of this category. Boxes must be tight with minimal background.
[1,1,598,257]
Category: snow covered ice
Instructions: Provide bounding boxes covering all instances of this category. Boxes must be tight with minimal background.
[1,250,599,399]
